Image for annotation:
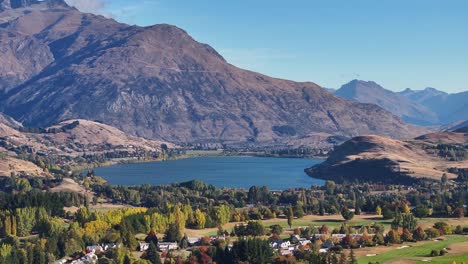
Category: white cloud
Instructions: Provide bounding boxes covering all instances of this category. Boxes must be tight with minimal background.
[64,0,111,17]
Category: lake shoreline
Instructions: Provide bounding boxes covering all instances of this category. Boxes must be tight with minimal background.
[75,149,327,173]
[92,156,326,190]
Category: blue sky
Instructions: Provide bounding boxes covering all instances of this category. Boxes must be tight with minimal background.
[70,0,467,93]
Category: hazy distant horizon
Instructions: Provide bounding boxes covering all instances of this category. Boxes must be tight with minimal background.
[65,0,468,93]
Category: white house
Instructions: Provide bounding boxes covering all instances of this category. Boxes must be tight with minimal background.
[139,242,150,252]
[280,241,291,249]
[158,242,179,251]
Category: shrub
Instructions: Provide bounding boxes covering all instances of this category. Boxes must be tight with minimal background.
[425,227,440,239]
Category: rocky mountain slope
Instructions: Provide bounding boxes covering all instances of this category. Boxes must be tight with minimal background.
[335,80,436,125]
[306,129,468,183]
[0,0,423,147]
[0,114,172,157]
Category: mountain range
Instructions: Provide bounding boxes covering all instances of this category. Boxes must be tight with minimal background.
[333,80,468,126]
[0,0,424,147]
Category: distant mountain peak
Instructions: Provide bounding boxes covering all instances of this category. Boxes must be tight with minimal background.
[0,4,424,146]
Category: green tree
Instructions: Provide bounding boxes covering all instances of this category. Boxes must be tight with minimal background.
[215,205,231,226]
[286,207,294,228]
[341,207,354,221]
[145,242,161,264]
[232,238,273,264]
[270,224,283,235]
[413,205,430,218]
[164,223,182,242]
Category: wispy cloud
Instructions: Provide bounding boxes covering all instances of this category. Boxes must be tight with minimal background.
[64,0,111,17]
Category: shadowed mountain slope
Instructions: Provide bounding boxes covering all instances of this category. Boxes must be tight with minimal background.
[0,1,424,146]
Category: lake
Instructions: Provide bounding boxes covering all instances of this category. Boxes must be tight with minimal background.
[93,156,324,190]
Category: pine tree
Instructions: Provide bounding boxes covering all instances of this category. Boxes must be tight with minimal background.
[11,216,17,237]
[287,207,294,228]
[33,242,46,264]
[146,242,161,264]
[5,217,11,236]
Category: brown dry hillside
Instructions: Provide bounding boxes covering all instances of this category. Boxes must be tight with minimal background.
[0,0,426,147]
[0,115,173,157]
[0,156,49,177]
[306,130,468,183]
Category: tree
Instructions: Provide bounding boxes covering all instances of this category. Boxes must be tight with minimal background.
[164,223,182,242]
[286,207,293,228]
[401,228,413,242]
[375,206,382,216]
[231,238,273,263]
[246,221,265,236]
[349,249,357,264]
[382,208,395,220]
[325,181,336,195]
[403,204,411,214]
[33,242,46,264]
[453,208,464,218]
[193,209,206,229]
[215,205,230,226]
[386,229,401,244]
[270,224,283,235]
[145,242,161,264]
[414,205,430,218]
[413,226,427,241]
[294,202,305,218]
[400,213,418,231]
[145,230,159,247]
[341,207,354,221]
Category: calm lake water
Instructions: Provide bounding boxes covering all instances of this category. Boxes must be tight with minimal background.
[93,156,324,190]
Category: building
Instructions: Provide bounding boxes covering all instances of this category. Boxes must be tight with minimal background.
[158,242,179,251]
[139,242,150,252]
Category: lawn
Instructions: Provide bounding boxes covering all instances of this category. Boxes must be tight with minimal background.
[358,236,468,264]
[185,214,468,238]
[421,254,468,264]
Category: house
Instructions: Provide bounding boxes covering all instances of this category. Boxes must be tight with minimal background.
[139,242,150,252]
[71,253,98,264]
[332,234,346,240]
[291,235,301,244]
[54,259,68,264]
[158,242,179,251]
[103,243,120,251]
[280,241,291,249]
[270,241,282,249]
[187,237,201,246]
[85,245,104,254]
[280,249,293,256]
